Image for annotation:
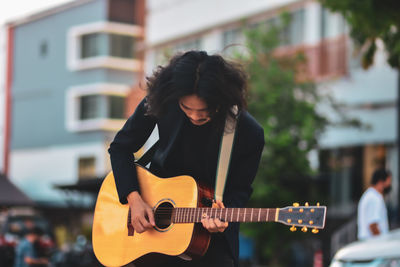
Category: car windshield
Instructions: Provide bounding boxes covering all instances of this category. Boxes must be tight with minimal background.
[331,258,400,267]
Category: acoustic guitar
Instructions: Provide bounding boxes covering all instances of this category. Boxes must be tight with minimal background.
[92,164,326,266]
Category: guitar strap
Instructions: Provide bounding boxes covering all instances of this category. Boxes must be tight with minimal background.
[136,140,159,167]
[214,106,238,202]
[136,106,238,202]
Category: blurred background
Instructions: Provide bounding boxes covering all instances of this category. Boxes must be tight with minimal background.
[0,0,399,266]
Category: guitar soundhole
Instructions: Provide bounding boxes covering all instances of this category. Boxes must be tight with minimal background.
[154,201,173,230]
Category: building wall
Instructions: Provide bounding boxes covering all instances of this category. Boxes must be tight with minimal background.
[144,1,346,76]
[11,0,109,150]
[146,0,299,46]
[8,0,139,203]
[0,26,5,173]
[0,91,4,173]
[10,142,109,202]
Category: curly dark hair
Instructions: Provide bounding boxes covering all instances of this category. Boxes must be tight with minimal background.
[145,50,248,130]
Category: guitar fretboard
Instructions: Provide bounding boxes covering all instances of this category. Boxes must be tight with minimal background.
[171,208,277,223]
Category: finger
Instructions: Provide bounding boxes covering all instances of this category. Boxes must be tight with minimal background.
[214,218,223,229]
[207,218,218,232]
[201,218,209,230]
[139,215,152,229]
[133,220,145,233]
[216,219,228,232]
[146,207,156,226]
[215,200,225,208]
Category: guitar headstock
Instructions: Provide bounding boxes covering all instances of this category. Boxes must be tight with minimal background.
[277,203,326,233]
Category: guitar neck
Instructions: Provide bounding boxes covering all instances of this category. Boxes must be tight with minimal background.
[172,208,277,223]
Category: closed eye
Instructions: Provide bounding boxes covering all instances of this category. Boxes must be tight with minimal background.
[179,102,208,112]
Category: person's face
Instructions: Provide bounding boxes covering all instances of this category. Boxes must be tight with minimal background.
[179,94,211,126]
[383,176,392,195]
[26,233,39,242]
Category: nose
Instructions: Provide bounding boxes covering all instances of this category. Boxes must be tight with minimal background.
[188,112,203,121]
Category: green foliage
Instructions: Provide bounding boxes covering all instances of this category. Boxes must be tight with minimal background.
[236,18,329,265]
[319,0,400,69]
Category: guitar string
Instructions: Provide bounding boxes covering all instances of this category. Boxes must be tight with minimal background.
[153,210,310,222]
[153,209,280,214]
[153,209,280,216]
[153,210,290,215]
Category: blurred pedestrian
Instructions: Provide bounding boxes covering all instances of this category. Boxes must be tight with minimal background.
[14,226,49,267]
[357,168,392,240]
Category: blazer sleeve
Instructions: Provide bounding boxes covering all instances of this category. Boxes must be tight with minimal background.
[108,98,157,204]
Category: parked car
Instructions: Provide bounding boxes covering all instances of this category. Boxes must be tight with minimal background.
[330,228,400,267]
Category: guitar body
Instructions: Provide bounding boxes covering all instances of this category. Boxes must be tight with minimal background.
[92,165,212,267]
[93,165,328,266]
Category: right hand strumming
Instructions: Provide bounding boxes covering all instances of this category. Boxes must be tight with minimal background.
[127,191,155,233]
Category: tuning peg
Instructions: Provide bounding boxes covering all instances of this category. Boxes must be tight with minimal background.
[312,228,319,234]
[317,202,320,207]
[290,225,297,232]
[293,203,300,207]
[301,226,308,232]
[305,202,309,206]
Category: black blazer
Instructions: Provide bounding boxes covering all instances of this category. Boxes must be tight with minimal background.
[108,98,264,265]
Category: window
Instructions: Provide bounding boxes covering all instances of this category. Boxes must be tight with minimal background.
[281,9,305,46]
[80,95,101,120]
[80,33,134,59]
[66,83,129,132]
[78,157,96,179]
[68,22,143,71]
[153,39,203,66]
[321,8,346,39]
[250,9,305,46]
[222,28,243,49]
[172,39,202,53]
[78,94,125,121]
[109,34,135,58]
[258,9,305,47]
[39,40,48,58]
[81,33,104,58]
[221,28,247,57]
[109,96,125,119]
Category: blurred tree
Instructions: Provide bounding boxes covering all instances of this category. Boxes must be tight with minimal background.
[318,0,400,69]
[235,14,329,266]
[319,0,400,229]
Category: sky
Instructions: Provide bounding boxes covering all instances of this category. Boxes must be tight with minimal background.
[0,0,73,26]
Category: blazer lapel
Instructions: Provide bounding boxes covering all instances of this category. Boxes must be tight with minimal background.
[154,105,184,169]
